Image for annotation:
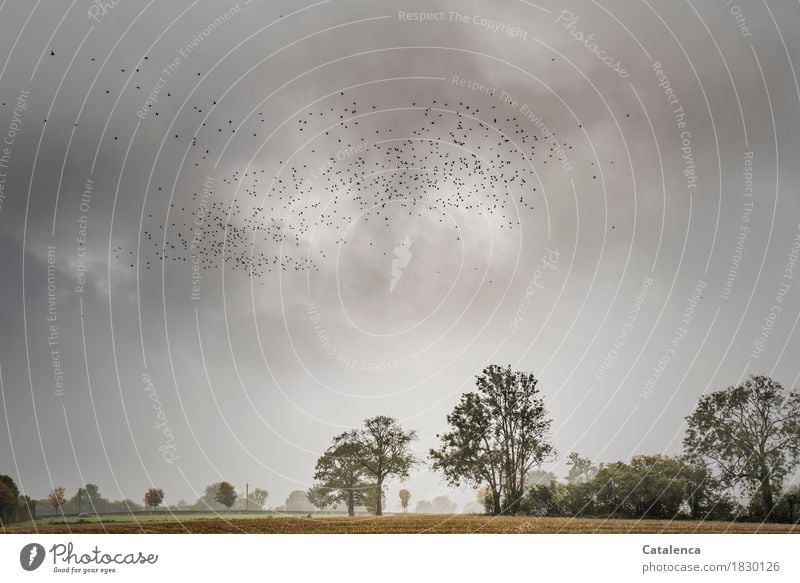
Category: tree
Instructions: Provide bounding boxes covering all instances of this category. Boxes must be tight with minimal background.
[414,499,434,513]
[566,453,597,484]
[307,484,335,510]
[249,488,268,508]
[362,486,386,514]
[584,455,713,520]
[310,430,370,516]
[430,365,556,514]
[621,455,686,519]
[48,487,66,516]
[398,488,411,513]
[775,485,800,523]
[523,482,564,516]
[0,475,19,498]
[215,481,237,509]
[284,490,314,512]
[352,416,417,516]
[431,495,457,514]
[194,483,226,510]
[680,459,733,521]
[15,495,36,522]
[72,483,104,513]
[561,480,596,516]
[684,375,800,518]
[0,476,18,524]
[143,488,165,509]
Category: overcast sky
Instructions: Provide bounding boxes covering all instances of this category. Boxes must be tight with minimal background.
[1,0,799,511]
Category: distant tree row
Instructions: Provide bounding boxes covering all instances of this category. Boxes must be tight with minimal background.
[5,368,799,524]
[37,483,141,517]
[16,481,270,520]
[413,496,458,514]
[165,482,268,511]
[2,480,148,523]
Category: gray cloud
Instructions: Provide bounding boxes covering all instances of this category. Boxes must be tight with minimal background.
[1,0,799,510]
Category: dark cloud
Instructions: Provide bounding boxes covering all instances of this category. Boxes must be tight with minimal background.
[1,0,799,509]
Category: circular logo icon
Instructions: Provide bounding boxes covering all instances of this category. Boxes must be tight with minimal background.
[19,543,46,571]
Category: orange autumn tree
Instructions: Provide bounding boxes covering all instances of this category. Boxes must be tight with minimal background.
[143,488,165,510]
[399,489,411,512]
[47,486,66,516]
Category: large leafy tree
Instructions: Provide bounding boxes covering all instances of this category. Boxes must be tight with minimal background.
[0,475,18,524]
[353,416,416,516]
[683,375,800,517]
[0,475,18,498]
[310,430,370,516]
[571,455,733,520]
[214,481,237,509]
[595,455,686,519]
[430,365,555,514]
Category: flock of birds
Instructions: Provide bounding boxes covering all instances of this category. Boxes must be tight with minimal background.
[140,90,581,278]
[18,49,612,278]
[58,53,586,277]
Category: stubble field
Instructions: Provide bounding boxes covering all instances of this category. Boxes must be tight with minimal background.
[5,514,799,534]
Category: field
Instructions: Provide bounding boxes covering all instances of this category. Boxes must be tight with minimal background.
[5,514,800,534]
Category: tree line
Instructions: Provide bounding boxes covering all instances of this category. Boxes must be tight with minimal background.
[0,479,270,524]
[3,367,799,524]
